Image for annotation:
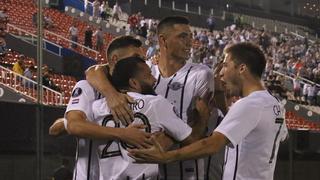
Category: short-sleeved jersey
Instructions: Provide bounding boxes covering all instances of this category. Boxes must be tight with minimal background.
[149,62,215,179]
[92,92,192,180]
[215,90,288,180]
[150,63,214,123]
[66,80,102,180]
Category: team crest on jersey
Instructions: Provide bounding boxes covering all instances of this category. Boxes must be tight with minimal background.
[273,105,281,116]
[168,82,184,91]
[72,87,82,97]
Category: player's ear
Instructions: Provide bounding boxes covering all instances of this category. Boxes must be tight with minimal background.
[128,78,139,90]
[239,64,246,75]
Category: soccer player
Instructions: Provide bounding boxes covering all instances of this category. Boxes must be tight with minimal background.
[129,42,289,180]
[93,56,211,179]
[49,36,151,180]
[86,16,221,180]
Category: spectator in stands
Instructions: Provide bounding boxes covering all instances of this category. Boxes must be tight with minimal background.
[69,23,78,49]
[84,26,93,49]
[23,65,35,88]
[207,15,215,32]
[84,0,89,14]
[42,68,60,92]
[293,75,302,102]
[93,27,104,52]
[112,1,122,23]
[307,83,316,105]
[100,1,110,20]
[128,13,139,33]
[13,59,25,75]
[44,15,54,29]
[146,41,156,59]
[316,90,320,106]
[93,0,100,18]
[138,22,148,38]
[52,158,72,180]
[0,37,7,56]
[32,12,37,27]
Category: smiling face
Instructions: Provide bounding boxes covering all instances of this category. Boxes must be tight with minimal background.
[159,24,192,61]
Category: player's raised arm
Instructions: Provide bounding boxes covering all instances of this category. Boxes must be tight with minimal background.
[85,64,134,125]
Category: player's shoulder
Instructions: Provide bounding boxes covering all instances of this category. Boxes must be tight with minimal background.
[188,62,212,71]
[236,90,278,109]
[74,80,93,90]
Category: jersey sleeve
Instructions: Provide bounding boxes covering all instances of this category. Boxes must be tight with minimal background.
[195,66,214,97]
[65,80,96,121]
[214,100,261,148]
[152,97,192,142]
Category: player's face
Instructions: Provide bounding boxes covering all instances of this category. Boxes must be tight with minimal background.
[220,53,242,95]
[162,24,192,61]
[135,63,157,95]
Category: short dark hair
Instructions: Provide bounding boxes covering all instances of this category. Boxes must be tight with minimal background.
[106,36,142,59]
[111,56,146,90]
[157,16,189,35]
[224,42,266,78]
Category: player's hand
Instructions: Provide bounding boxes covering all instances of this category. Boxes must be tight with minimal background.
[128,136,169,164]
[49,118,66,136]
[106,92,135,126]
[196,91,214,122]
[122,124,153,149]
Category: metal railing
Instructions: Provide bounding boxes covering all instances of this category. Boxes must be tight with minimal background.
[0,65,65,106]
[273,70,320,88]
[44,30,99,59]
[6,24,63,56]
[7,23,100,59]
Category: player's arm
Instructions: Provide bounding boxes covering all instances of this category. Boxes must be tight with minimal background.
[129,131,229,164]
[183,93,213,145]
[49,118,66,136]
[85,64,134,124]
[66,110,152,148]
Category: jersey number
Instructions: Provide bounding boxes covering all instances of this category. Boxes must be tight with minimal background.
[269,117,284,164]
[100,112,151,159]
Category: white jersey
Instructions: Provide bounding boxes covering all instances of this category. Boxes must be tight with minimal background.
[92,92,192,180]
[149,62,215,180]
[215,90,288,180]
[66,80,103,180]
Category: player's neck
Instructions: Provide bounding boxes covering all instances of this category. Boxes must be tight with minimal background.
[158,54,186,78]
[241,77,265,97]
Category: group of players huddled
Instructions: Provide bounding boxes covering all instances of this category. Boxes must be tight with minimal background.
[49,16,288,180]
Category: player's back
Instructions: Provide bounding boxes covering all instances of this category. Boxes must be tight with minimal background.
[92,92,192,180]
[220,90,288,180]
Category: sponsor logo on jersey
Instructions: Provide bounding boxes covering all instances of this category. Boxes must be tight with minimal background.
[72,87,82,97]
[72,98,79,104]
[168,82,184,91]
